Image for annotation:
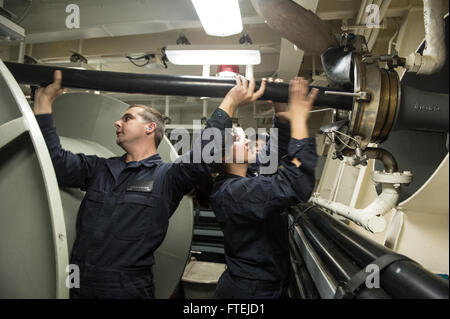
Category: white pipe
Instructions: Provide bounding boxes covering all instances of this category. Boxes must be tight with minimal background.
[331,162,345,202]
[384,209,404,250]
[311,183,400,233]
[165,96,170,117]
[202,99,208,117]
[27,43,33,56]
[405,0,446,74]
[356,0,369,26]
[245,64,254,79]
[202,64,210,77]
[388,30,399,55]
[78,39,83,54]
[18,41,25,64]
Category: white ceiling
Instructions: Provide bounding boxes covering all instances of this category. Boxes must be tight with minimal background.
[0,0,436,114]
[5,0,262,43]
[2,0,428,76]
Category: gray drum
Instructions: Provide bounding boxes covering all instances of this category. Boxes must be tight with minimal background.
[1,60,68,298]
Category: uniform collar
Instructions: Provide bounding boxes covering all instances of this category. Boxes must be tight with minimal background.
[215,172,243,183]
[125,153,163,168]
[106,153,163,182]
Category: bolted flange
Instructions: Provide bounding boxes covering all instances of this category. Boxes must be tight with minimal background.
[371,170,413,185]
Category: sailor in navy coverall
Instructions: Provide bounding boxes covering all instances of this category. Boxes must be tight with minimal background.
[210,77,319,299]
[33,70,266,299]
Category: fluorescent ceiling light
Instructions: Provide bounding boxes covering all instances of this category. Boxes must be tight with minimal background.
[165,45,261,65]
[191,0,243,37]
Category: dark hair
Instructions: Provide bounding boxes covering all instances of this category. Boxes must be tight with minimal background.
[128,104,165,147]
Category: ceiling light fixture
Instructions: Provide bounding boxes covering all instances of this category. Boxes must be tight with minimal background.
[165,45,261,66]
[191,0,243,37]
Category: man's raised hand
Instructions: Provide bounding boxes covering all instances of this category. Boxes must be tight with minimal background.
[33,70,65,114]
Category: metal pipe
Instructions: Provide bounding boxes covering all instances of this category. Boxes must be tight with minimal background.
[3,61,354,108]
[388,30,399,55]
[165,96,170,118]
[342,147,398,172]
[405,0,446,74]
[364,148,398,172]
[310,148,404,234]
[310,186,393,234]
[301,204,449,299]
[18,42,25,64]
[292,209,391,298]
[202,99,208,118]
[419,0,446,74]
[356,0,369,26]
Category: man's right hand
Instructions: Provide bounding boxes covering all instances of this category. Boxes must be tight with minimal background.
[33,70,64,115]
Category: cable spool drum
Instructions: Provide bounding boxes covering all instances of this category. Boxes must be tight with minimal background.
[0,60,68,298]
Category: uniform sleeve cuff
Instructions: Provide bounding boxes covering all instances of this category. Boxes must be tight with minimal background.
[273,114,290,129]
[287,137,316,158]
[35,113,55,129]
[209,108,233,129]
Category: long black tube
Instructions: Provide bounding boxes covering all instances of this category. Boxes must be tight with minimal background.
[301,204,449,299]
[291,209,391,299]
[3,61,354,108]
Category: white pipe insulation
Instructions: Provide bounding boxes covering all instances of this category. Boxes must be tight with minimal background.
[310,184,399,233]
[310,169,413,233]
[405,0,446,75]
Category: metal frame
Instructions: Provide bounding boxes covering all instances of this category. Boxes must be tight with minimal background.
[0,117,27,149]
[0,14,25,42]
[0,59,69,298]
